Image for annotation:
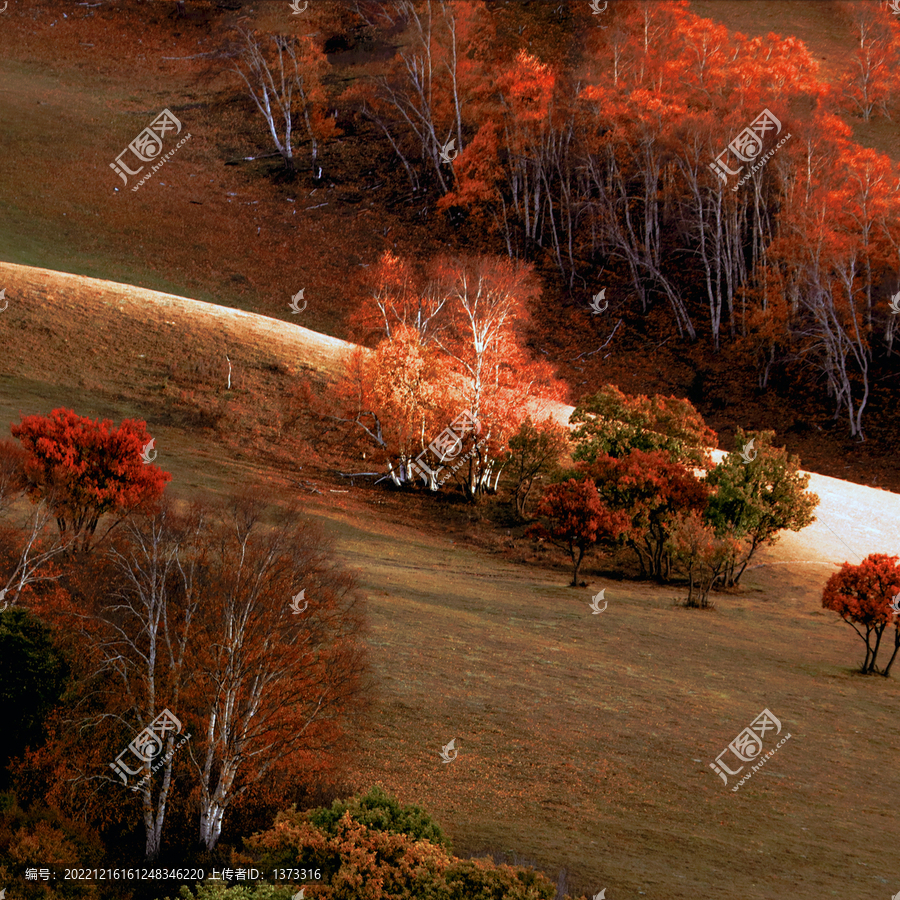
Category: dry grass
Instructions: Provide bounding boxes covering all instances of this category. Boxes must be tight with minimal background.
[2,260,900,899]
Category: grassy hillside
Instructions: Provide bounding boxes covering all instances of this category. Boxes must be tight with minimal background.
[2,260,900,899]
[1,0,899,493]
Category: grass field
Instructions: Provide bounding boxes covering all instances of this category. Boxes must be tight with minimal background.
[2,262,899,900]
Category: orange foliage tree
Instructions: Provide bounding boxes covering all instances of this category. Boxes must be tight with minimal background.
[233,27,338,176]
[24,492,367,859]
[588,449,710,582]
[187,492,367,852]
[667,510,741,609]
[821,553,900,676]
[338,254,563,499]
[10,409,170,553]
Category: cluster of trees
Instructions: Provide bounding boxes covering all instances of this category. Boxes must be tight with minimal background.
[339,306,820,612]
[0,410,366,869]
[333,251,564,499]
[526,387,819,604]
[234,0,900,439]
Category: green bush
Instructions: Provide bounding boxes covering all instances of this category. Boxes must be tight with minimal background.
[307,785,449,850]
[241,789,577,899]
[570,384,716,468]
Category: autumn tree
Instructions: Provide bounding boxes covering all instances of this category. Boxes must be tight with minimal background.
[569,384,716,468]
[339,254,563,498]
[430,254,559,500]
[347,251,447,348]
[704,429,819,586]
[837,0,898,122]
[33,500,204,861]
[233,27,336,176]
[503,416,568,519]
[333,325,455,489]
[348,0,494,193]
[11,409,170,553]
[530,477,630,586]
[822,553,900,676]
[589,450,709,582]
[187,491,366,852]
[32,491,366,859]
[667,511,741,609]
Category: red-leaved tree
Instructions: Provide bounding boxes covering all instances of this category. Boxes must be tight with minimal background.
[531,477,631,586]
[11,409,170,552]
[821,553,900,676]
[589,449,710,581]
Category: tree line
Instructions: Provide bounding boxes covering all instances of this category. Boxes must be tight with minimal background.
[234,0,900,439]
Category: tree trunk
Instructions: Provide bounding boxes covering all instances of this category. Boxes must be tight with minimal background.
[880,626,900,677]
[570,544,584,587]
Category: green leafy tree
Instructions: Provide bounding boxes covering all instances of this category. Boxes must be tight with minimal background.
[705,429,819,586]
[504,416,568,519]
[569,384,716,467]
[0,609,69,788]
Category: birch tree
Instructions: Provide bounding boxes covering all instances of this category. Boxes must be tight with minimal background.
[234,28,334,176]
[189,493,365,852]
